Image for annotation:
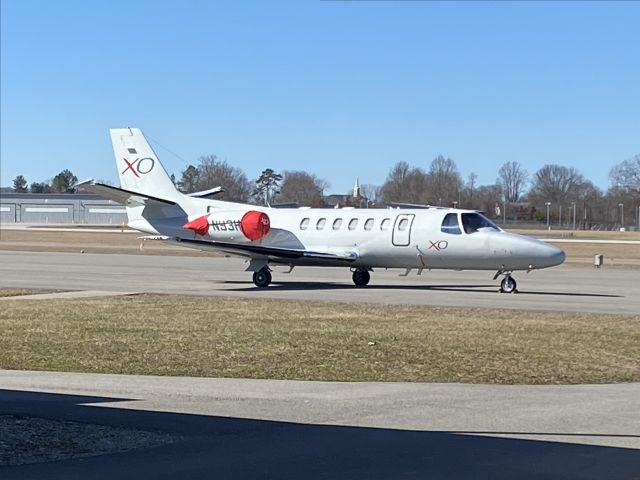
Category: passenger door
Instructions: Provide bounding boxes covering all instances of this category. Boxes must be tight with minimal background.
[392,214,415,246]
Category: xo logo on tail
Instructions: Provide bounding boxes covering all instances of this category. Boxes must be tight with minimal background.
[122,157,155,178]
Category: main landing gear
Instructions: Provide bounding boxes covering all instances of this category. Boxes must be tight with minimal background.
[252,268,272,288]
[352,268,371,287]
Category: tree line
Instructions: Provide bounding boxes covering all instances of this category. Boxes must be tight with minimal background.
[12,169,78,193]
[11,153,640,228]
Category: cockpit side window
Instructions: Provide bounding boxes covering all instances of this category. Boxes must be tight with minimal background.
[461,213,500,234]
[441,213,461,235]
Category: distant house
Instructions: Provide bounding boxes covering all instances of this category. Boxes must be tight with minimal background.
[322,194,352,208]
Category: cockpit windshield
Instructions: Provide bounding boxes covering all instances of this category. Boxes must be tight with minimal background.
[461,213,501,234]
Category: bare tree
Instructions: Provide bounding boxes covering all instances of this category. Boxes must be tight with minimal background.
[497,161,529,203]
[529,164,586,205]
[361,183,381,206]
[609,154,640,193]
[379,161,429,204]
[474,184,503,218]
[426,155,462,206]
[196,155,252,202]
[465,172,478,209]
[277,170,328,207]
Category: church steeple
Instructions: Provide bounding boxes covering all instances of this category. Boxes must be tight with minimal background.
[353,177,361,198]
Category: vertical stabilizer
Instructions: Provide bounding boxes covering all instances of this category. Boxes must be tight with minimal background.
[110,128,181,203]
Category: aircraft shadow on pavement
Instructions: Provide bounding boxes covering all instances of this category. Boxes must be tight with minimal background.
[220,280,623,298]
[1,389,638,480]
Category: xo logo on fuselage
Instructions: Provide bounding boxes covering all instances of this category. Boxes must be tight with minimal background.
[428,240,448,251]
[121,157,155,178]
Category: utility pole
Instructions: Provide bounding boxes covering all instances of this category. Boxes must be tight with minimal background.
[571,202,576,230]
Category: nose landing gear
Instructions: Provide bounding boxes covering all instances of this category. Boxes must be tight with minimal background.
[499,274,517,294]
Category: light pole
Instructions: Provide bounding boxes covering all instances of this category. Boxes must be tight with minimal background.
[545,202,551,229]
[618,203,624,230]
[503,196,506,225]
[558,204,562,228]
[571,202,576,230]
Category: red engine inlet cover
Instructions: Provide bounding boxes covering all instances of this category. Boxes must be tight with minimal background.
[183,215,209,236]
[240,210,270,241]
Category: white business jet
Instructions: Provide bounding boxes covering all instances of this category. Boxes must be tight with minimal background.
[76,128,565,292]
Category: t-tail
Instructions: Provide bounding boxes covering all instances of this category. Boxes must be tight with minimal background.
[75,128,192,235]
[111,128,182,204]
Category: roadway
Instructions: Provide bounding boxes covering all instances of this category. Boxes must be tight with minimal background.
[0,250,638,314]
[1,370,639,479]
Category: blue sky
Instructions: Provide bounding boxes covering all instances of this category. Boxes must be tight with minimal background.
[1,0,639,193]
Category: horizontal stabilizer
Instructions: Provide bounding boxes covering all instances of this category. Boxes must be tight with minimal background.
[187,186,225,198]
[75,180,178,208]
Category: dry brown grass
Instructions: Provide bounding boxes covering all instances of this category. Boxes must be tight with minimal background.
[0,295,638,385]
[0,288,62,298]
[0,229,208,256]
[510,228,640,241]
[1,229,638,267]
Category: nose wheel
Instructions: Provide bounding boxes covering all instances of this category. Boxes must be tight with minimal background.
[352,268,371,287]
[500,275,517,294]
[252,268,272,288]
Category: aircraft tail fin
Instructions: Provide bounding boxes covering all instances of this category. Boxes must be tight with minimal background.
[110,128,182,203]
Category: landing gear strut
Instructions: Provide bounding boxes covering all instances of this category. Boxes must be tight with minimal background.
[500,274,517,294]
[252,268,272,288]
[352,268,371,287]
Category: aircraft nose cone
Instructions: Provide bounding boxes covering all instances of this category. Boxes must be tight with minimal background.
[547,244,565,267]
[544,244,565,267]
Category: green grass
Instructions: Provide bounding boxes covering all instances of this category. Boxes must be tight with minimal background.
[0,294,638,385]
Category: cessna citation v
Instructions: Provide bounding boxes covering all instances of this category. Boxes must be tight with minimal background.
[77,128,565,292]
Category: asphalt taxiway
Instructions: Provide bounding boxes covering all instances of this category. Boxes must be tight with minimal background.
[0,250,638,314]
[1,370,638,479]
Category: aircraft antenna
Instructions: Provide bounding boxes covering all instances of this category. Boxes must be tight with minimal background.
[146,133,193,167]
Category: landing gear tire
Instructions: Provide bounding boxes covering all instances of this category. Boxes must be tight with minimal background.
[252,268,272,288]
[352,268,371,287]
[500,275,517,294]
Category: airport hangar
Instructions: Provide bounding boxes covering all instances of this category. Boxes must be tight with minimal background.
[0,192,127,226]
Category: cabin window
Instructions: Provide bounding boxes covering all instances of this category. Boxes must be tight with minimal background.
[348,218,358,230]
[380,218,391,231]
[461,213,500,234]
[441,213,462,235]
[364,218,374,231]
[398,218,409,231]
[333,218,343,230]
[300,218,310,230]
[316,218,326,230]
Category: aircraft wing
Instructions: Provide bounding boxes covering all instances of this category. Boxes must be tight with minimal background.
[75,179,178,207]
[173,237,358,262]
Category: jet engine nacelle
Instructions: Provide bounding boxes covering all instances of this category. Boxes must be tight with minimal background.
[183,210,270,242]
